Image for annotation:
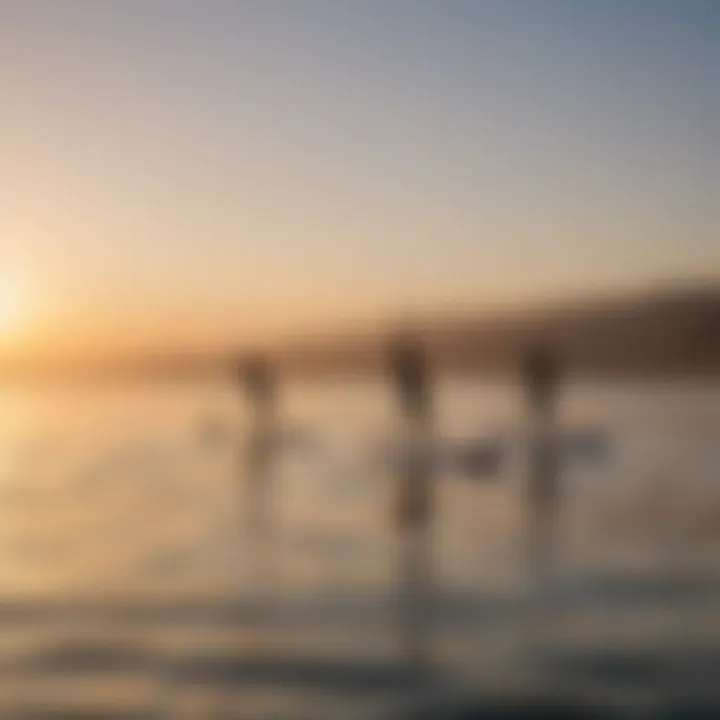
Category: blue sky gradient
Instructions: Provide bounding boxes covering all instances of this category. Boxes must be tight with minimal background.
[1,0,718,348]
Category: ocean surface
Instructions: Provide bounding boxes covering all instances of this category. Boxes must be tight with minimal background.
[0,378,718,718]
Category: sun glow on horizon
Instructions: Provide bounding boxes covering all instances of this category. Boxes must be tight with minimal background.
[0,276,27,341]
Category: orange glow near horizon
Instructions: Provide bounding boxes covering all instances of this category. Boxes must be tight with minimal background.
[0,276,26,343]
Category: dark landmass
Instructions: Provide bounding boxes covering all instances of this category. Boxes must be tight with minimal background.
[1,285,719,382]
[264,284,720,379]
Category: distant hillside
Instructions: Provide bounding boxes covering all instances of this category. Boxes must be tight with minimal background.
[1,286,719,381]
[272,286,720,378]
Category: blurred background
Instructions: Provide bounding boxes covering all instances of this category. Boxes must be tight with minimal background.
[0,1,718,717]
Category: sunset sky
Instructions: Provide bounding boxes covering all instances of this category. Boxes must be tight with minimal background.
[1,0,719,353]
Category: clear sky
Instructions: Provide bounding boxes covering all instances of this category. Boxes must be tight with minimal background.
[1,0,719,353]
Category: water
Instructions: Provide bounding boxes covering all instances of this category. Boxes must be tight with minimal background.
[0,379,718,718]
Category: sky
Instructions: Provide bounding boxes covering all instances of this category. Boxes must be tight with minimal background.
[1,0,719,353]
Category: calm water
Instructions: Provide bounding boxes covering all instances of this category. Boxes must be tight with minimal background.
[0,379,718,718]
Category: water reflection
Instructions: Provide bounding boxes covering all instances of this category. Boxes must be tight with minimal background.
[0,375,717,717]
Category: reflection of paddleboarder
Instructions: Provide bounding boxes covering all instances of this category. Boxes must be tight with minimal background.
[235,354,279,656]
[523,345,562,581]
[387,333,435,667]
